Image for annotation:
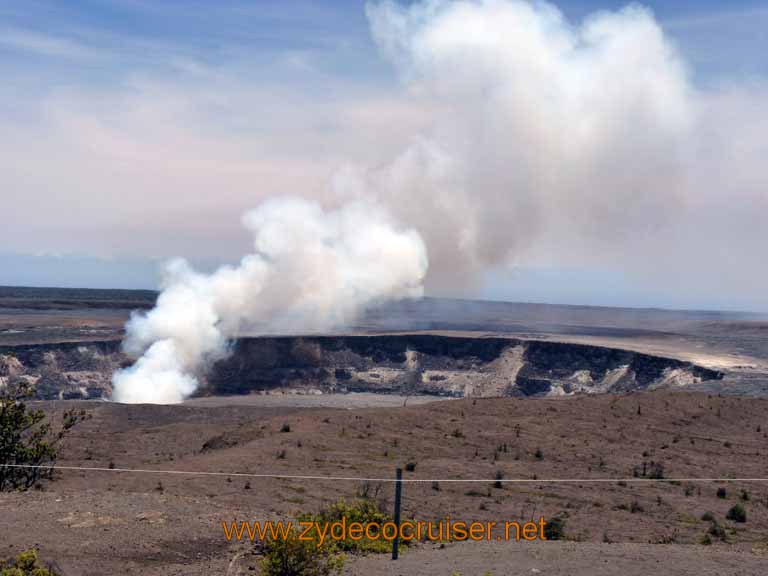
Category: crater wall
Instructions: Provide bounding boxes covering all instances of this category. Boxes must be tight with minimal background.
[0,335,723,400]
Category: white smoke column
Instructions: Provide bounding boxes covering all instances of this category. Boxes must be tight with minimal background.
[111,197,427,404]
[364,0,698,293]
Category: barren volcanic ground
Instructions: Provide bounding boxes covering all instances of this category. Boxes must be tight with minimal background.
[2,286,768,401]
[1,393,768,574]
[2,287,768,574]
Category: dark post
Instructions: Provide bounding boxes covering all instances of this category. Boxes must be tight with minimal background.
[392,467,403,560]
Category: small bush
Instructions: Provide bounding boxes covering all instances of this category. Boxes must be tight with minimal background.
[404,462,416,472]
[260,531,344,576]
[708,520,727,541]
[701,511,715,522]
[647,462,665,480]
[0,381,88,492]
[299,499,400,554]
[543,515,566,540]
[534,448,544,461]
[1,549,57,575]
[726,504,746,523]
[740,490,750,502]
[493,469,504,489]
[280,423,291,433]
[716,487,727,499]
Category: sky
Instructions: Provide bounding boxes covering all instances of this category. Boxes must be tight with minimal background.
[2,0,768,311]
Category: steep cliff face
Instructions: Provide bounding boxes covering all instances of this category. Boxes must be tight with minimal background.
[204,335,722,398]
[0,340,124,399]
[0,335,722,400]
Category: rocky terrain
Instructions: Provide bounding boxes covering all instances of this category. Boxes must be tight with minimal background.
[1,285,766,401]
[0,335,723,401]
[2,392,768,574]
[205,335,723,398]
[2,287,768,574]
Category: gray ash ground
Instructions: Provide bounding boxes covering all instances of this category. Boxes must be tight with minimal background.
[2,286,768,574]
[1,286,767,399]
[2,392,768,575]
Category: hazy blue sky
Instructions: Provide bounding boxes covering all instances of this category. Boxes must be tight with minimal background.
[2,0,767,311]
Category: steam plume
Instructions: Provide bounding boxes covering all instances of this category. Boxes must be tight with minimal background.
[361,0,768,302]
[111,198,427,403]
[113,0,768,402]
[362,0,695,292]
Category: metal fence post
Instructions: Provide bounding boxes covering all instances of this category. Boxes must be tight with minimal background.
[392,467,403,560]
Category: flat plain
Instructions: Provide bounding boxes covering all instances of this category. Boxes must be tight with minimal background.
[1,287,768,575]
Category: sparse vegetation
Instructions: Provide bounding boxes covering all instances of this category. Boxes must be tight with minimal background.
[647,462,665,480]
[0,380,88,492]
[543,515,566,540]
[302,499,399,554]
[261,498,404,575]
[1,549,57,576]
[260,531,344,576]
[280,423,291,433]
[726,504,746,523]
[707,519,727,542]
[740,489,750,502]
[716,487,727,499]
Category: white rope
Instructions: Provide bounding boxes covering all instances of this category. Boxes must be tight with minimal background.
[2,464,767,483]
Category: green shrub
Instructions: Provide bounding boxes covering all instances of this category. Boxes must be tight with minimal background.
[1,549,57,576]
[726,504,746,523]
[260,531,344,576]
[708,520,727,541]
[261,492,398,574]
[716,487,727,499]
[1,381,88,492]
[543,515,566,540]
[701,511,715,522]
[299,499,400,554]
[740,490,750,502]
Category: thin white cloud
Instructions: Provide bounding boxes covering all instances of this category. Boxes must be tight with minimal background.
[1,0,768,312]
[662,4,768,31]
[0,27,100,60]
